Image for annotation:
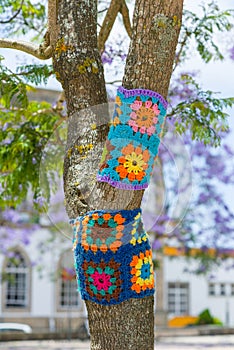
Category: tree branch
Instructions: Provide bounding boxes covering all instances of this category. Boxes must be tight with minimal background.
[0,38,52,60]
[98,0,121,52]
[98,0,132,53]
[0,0,24,24]
[47,0,59,48]
[119,0,132,39]
[0,0,58,60]
[173,31,190,71]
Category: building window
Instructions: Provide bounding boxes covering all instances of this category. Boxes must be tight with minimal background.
[231,284,234,296]
[208,283,215,296]
[4,251,29,308]
[220,283,226,296]
[167,282,189,315]
[58,251,80,310]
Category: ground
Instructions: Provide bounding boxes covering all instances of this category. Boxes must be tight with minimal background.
[1,335,234,350]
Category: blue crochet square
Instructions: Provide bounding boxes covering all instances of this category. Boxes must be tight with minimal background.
[97,87,167,190]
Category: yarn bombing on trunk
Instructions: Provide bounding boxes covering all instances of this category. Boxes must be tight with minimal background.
[97,87,168,190]
[70,208,155,305]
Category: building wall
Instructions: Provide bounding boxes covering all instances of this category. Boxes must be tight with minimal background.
[2,221,234,329]
[0,226,85,332]
[164,255,234,326]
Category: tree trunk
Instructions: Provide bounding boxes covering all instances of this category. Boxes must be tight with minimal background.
[53,0,183,349]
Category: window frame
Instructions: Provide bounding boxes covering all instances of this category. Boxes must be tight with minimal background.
[208,283,216,296]
[2,248,31,313]
[167,282,189,316]
[56,250,81,312]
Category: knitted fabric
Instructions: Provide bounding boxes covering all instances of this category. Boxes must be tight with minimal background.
[71,208,155,305]
[97,87,167,190]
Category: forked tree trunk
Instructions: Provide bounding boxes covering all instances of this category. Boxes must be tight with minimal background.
[53,0,183,348]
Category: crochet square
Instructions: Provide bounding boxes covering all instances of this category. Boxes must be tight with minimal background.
[73,241,155,305]
[72,208,155,305]
[70,208,148,253]
[97,87,167,190]
[130,249,154,293]
[83,258,122,303]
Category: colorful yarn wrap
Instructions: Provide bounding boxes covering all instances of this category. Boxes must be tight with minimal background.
[97,86,168,190]
[71,208,155,305]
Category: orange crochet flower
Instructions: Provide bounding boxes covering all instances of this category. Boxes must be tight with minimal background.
[135,106,156,128]
[129,101,160,135]
[114,214,126,224]
[103,213,111,221]
[116,144,149,181]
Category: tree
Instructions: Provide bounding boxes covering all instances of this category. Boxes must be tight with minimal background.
[1,0,234,348]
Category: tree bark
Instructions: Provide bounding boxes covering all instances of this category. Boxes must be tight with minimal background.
[53,0,183,349]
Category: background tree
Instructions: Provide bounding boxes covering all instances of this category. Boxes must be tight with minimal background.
[1,0,234,348]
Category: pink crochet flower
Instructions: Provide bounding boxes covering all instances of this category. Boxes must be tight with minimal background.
[140,126,146,134]
[152,104,160,115]
[91,271,112,291]
[147,126,156,136]
[130,111,137,119]
[128,119,136,127]
[145,101,153,108]
[130,100,142,110]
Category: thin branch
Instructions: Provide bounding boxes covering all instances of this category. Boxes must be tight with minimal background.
[0,0,24,24]
[98,0,132,53]
[47,0,59,48]
[98,7,109,14]
[0,0,58,60]
[173,31,190,71]
[106,79,122,84]
[0,38,52,60]
[119,0,132,39]
[98,0,121,53]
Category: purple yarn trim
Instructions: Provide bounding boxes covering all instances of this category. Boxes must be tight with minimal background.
[96,174,148,190]
[118,86,168,109]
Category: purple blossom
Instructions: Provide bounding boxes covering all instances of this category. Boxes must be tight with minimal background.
[101,42,128,66]
[229,46,234,61]
[3,122,9,131]
[151,224,166,235]
[2,209,21,223]
[101,52,113,65]
[120,54,127,61]
[33,196,46,208]
[152,240,162,250]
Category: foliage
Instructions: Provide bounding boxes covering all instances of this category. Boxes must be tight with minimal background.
[168,74,234,146]
[0,0,47,38]
[0,100,60,209]
[0,56,53,108]
[0,54,62,209]
[195,308,223,326]
[176,2,234,66]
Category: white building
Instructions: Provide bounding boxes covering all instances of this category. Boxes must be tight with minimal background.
[1,223,234,332]
[162,248,234,327]
[0,223,85,332]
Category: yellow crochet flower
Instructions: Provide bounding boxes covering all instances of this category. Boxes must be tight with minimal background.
[124,152,145,174]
